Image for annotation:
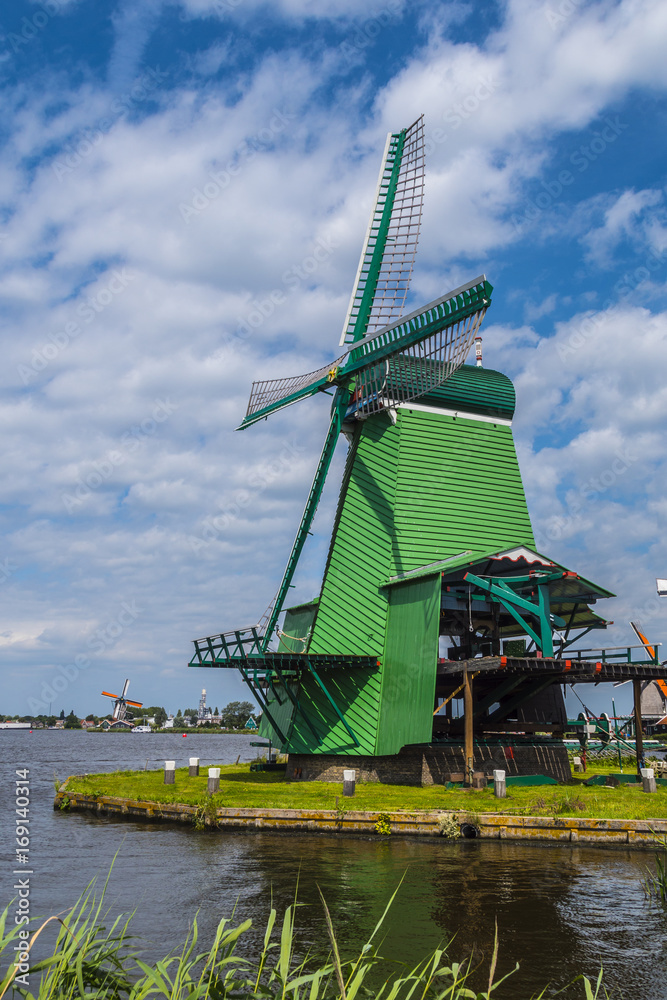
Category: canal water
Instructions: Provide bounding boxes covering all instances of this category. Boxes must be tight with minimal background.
[1,730,666,998]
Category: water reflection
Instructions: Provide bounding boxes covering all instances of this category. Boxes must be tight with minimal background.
[1,731,665,999]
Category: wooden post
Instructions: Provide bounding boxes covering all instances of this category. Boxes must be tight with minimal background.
[164,760,175,784]
[189,757,200,777]
[464,668,474,785]
[633,679,644,776]
[343,768,356,797]
[207,767,220,794]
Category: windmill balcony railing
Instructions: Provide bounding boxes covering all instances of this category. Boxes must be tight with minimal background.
[568,643,662,666]
[191,626,265,665]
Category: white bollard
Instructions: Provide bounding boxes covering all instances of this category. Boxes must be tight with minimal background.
[208,767,221,794]
[641,767,657,793]
[343,768,356,797]
[493,769,506,798]
[164,760,176,785]
[189,757,200,778]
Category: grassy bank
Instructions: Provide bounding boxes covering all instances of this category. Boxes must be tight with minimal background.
[63,763,667,821]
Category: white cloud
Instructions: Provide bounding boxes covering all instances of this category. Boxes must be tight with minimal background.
[2,0,667,714]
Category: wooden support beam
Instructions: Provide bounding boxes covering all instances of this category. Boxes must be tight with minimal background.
[633,678,644,776]
[433,671,479,716]
[464,668,474,785]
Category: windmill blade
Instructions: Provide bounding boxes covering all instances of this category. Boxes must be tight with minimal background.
[126,699,143,707]
[345,276,492,417]
[340,115,425,347]
[629,620,657,661]
[101,690,120,699]
[238,354,346,430]
[260,386,352,648]
[121,678,130,697]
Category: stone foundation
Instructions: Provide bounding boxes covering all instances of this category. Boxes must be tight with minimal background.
[287,740,571,785]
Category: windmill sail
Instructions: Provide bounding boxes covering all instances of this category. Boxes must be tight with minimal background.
[340,115,425,346]
[348,277,490,417]
[238,276,491,429]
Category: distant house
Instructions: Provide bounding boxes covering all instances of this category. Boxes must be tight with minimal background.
[80,719,96,728]
[101,719,134,731]
[163,717,174,728]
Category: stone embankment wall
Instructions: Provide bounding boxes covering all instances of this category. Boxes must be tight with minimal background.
[287,742,571,785]
[54,786,665,850]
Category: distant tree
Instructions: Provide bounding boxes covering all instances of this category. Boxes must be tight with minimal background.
[176,709,182,718]
[221,701,255,729]
[59,709,65,720]
[214,706,219,715]
[150,707,166,727]
[64,710,82,729]
[85,714,95,722]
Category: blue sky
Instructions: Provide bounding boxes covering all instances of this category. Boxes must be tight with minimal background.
[1,0,667,719]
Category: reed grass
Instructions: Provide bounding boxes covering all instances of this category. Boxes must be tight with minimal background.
[0,876,608,999]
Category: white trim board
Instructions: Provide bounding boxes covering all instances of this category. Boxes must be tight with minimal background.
[395,401,512,426]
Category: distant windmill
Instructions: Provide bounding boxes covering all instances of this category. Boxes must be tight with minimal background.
[101,679,143,721]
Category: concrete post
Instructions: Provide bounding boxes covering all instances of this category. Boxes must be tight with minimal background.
[189,757,200,777]
[493,769,506,798]
[641,767,657,793]
[343,768,356,797]
[573,756,583,773]
[207,767,220,794]
[164,760,175,784]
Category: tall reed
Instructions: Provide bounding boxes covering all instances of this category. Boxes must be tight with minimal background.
[0,878,607,999]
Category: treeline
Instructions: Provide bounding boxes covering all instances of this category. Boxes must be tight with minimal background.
[1,700,257,730]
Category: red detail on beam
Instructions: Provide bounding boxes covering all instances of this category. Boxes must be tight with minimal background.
[500,656,507,667]
[596,662,602,673]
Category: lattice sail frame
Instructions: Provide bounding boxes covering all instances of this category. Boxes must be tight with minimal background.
[353,306,487,417]
[245,355,346,421]
[340,116,425,346]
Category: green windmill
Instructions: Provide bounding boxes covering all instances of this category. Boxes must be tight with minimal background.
[190,116,622,780]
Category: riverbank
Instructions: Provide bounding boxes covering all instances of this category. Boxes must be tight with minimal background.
[56,763,667,845]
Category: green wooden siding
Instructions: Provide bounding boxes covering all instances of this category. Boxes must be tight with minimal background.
[420,365,516,419]
[283,667,381,755]
[293,366,535,757]
[390,408,535,573]
[376,573,440,755]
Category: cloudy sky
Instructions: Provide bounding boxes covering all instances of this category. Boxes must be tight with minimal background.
[1,0,666,719]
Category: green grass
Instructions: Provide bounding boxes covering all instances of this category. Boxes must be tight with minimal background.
[1,872,609,999]
[63,763,667,822]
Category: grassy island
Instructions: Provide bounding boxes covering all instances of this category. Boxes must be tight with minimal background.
[63,761,667,822]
